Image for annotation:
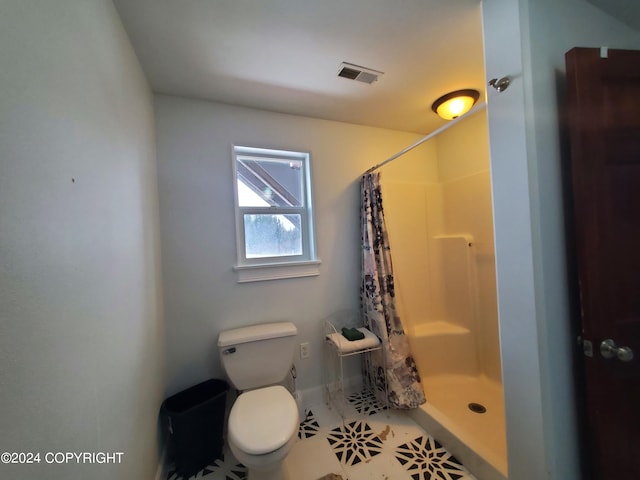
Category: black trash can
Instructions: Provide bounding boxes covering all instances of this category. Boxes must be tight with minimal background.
[162,379,229,478]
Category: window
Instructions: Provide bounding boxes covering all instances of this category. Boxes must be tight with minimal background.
[232,145,320,282]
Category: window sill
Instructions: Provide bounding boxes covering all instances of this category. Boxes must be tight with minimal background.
[233,260,321,283]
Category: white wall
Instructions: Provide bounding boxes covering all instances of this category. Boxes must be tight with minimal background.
[0,1,164,479]
[481,0,550,477]
[483,0,640,478]
[154,95,427,396]
[520,1,640,478]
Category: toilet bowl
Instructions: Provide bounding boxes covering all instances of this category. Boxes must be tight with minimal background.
[228,385,299,480]
[217,322,300,480]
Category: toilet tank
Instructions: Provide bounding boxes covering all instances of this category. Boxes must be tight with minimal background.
[217,322,297,391]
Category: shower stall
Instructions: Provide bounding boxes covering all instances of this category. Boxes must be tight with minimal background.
[380,111,507,480]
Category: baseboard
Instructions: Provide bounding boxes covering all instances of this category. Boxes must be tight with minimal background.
[296,376,364,413]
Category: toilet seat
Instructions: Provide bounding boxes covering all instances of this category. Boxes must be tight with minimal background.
[228,385,299,455]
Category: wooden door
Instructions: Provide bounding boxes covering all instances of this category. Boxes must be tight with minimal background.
[565,47,640,479]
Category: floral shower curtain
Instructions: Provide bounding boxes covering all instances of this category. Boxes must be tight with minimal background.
[360,172,426,409]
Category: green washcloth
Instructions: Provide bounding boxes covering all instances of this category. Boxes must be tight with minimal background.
[341,327,365,341]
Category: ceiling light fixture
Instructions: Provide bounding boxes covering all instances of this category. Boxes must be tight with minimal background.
[431,89,480,120]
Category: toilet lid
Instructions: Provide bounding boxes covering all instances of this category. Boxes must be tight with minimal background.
[228,385,299,455]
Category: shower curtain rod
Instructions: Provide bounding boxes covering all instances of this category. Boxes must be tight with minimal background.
[364,101,487,175]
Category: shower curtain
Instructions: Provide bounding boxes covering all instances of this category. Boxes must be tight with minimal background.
[360,172,426,409]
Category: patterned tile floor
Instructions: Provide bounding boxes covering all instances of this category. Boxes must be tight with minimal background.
[166,390,477,480]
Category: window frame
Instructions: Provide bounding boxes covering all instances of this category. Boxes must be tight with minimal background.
[231,145,320,282]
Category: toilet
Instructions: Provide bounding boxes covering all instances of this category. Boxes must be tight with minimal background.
[217,322,300,480]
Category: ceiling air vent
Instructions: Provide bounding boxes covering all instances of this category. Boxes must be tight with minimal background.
[337,62,383,84]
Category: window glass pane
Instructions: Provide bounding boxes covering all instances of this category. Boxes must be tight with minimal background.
[237,156,303,207]
[244,214,302,258]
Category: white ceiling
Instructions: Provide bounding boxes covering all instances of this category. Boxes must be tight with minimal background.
[113,0,486,134]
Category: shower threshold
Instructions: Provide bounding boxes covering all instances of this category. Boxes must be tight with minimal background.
[408,374,507,480]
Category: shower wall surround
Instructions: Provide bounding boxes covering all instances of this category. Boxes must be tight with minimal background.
[382,110,506,479]
[382,110,501,382]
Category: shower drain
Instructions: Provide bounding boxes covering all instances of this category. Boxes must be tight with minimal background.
[468,402,487,414]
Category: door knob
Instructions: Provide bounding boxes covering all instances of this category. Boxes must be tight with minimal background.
[600,339,634,362]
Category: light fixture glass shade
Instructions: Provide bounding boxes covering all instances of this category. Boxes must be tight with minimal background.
[431,89,480,120]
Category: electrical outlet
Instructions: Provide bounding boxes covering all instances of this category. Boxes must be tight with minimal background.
[300,342,310,359]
